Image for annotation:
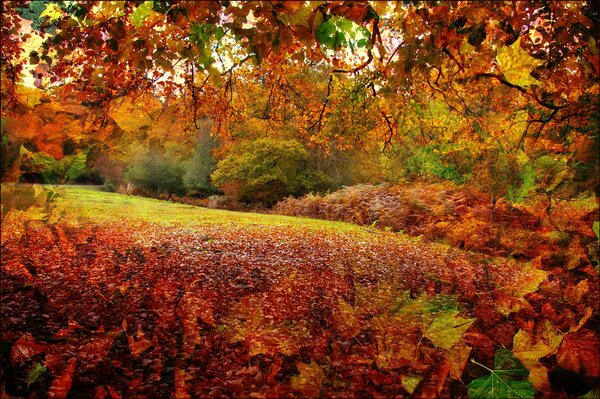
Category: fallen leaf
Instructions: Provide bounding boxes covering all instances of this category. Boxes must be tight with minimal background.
[512,320,563,390]
[448,341,472,380]
[424,309,475,350]
[10,333,47,365]
[400,374,423,394]
[557,329,600,378]
[290,361,324,398]
[48,357,77,399]
[468,348,536,398]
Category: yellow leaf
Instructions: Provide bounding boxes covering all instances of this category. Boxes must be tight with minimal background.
[40,3,63,22]
[290,361,324,398]
[496,39,544,87]
[459,39,475,55]
[512,320,563,391]
[15,85,44,108]
[400,374,423,395]
[424,310,476,351]
[92,1,126,20]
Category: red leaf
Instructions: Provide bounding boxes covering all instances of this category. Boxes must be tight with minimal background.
[557,329,600,378]
[10,333,47,365]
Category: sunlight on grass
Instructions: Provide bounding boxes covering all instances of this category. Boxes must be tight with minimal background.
[50,185,366,234]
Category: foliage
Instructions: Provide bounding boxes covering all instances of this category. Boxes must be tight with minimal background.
[212,138,329,205]
[19,146,88,184]
[181,133,218,197]
[406,146,466,183]
[468,349,537,399]
[126,152,185,197]
[1,0,599,396]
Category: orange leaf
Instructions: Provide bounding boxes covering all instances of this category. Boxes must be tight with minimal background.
[48,357,77,399]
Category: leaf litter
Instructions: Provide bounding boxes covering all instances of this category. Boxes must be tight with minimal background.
[1,200,598,398]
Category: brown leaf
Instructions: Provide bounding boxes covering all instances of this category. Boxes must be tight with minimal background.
[448,341,472,380]
[127,325,153,357]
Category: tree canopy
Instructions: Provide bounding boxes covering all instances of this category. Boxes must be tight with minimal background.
[1,1,598,201]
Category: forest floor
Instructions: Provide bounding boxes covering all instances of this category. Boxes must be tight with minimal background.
[1,185,598,398]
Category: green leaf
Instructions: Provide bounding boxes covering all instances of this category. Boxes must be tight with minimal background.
[316,16,371,51]
[27,362,47,386]
[496,40,544,87]
[130,1,154,27]
[424,309,475,350]
[468,349,537,398]
[592,221,599,243]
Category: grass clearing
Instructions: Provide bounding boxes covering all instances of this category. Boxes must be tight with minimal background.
[2,184,367,235]
[60,185,365,233]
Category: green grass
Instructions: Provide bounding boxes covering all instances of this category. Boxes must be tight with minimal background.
[17,185,366,234]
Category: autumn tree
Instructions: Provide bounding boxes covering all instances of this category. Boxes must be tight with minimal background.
[1,1,598,202]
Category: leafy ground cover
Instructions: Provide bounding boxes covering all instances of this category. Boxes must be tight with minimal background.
[274,183,599,265]
[1,185,599,398]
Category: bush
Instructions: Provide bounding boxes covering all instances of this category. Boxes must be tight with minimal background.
[126,152,185,197]
[211,138,329,205]
[406,146,465,183]
[272,182,595,262]
[102,179,117,192]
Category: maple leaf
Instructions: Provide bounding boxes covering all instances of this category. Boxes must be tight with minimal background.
[39,3,63,22]
[496,39,544,88]
[400,374,424,395]
[290,361,324,398]
[495,262,548,316]
[424,309,475,350]
[130,1,154,27]
[512,320,563,390]
[468,348,537,399]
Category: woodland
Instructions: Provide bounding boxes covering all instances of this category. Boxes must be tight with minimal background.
[0,1,599,398]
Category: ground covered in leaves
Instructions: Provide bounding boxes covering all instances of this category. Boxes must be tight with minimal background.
[1,186,599,398]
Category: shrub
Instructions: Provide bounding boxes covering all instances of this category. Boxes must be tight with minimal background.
[273,182,595,262]
[406,146,465,183]
[126,152,185,197]
[212,138,329,205]
[102,179,117,192]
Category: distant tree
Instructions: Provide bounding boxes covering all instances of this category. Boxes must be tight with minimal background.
[182,132,219,197]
